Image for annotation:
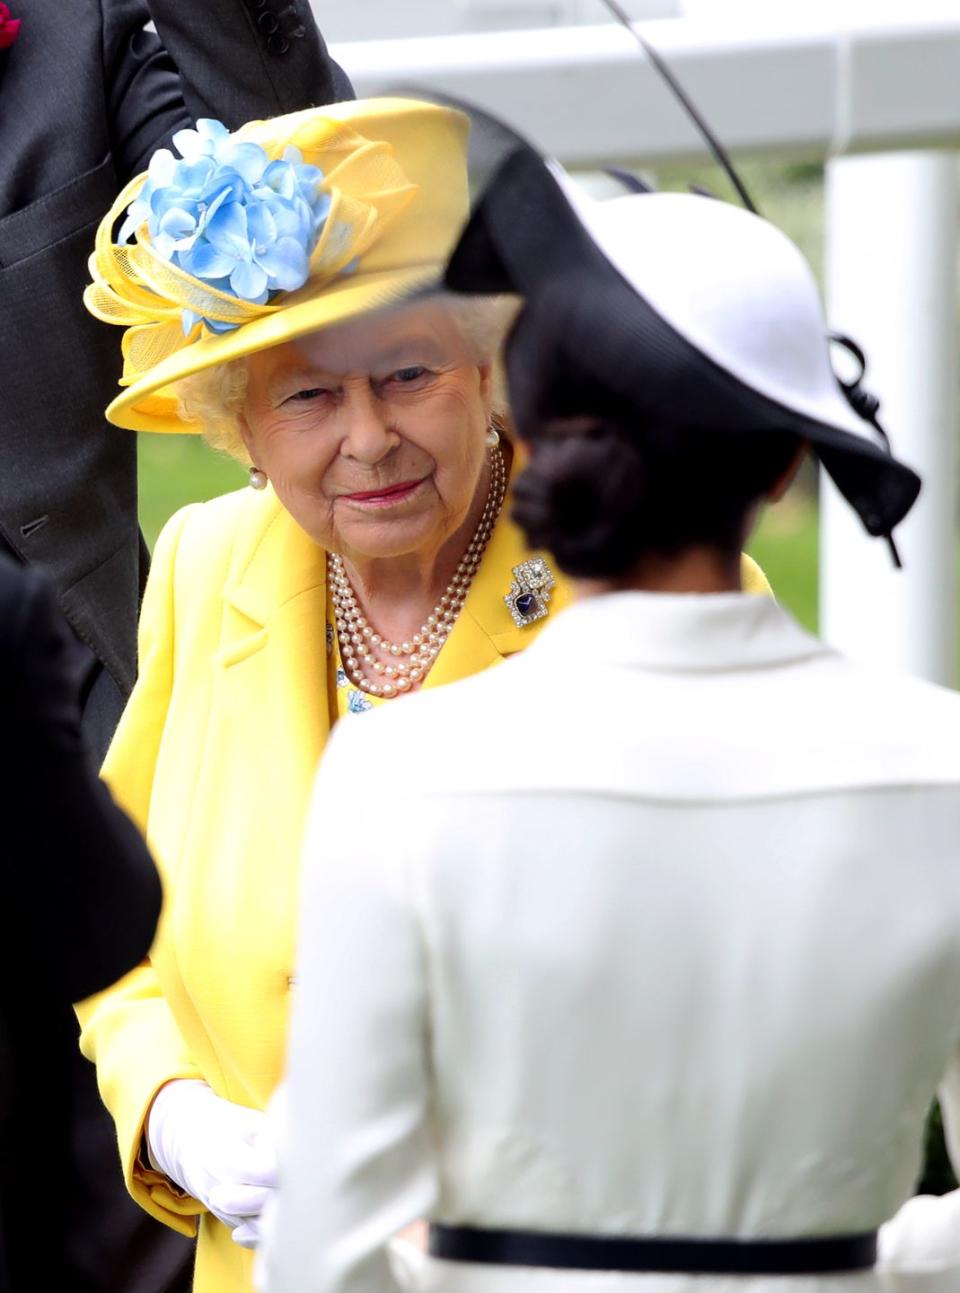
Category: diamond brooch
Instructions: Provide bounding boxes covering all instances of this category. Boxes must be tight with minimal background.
[504,557,556,628]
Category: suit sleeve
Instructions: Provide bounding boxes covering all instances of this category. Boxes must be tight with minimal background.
[263,721,436,1293]
[102,0,191,181]
[145,0,353,131]
[7,567,162,1005]
[103,0,353,187]
[76,507,207,1237]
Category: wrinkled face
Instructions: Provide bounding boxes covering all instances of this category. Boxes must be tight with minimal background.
[240,303,493,564]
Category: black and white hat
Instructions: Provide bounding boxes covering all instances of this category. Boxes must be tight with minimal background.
[445,134,921,549]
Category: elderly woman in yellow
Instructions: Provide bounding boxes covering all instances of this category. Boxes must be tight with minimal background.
[76,97,770,1293]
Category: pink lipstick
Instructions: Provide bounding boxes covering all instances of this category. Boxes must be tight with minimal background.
[340,478,426,507]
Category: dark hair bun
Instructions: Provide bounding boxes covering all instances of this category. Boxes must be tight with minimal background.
[511,426,648,579]
[511,417,799,580]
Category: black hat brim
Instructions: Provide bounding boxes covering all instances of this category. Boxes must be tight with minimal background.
[445,141,920,539]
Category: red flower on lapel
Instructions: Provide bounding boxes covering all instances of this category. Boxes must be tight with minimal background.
[0,4,20,49]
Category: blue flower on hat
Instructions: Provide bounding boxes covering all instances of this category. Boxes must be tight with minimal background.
[120,119,331,334]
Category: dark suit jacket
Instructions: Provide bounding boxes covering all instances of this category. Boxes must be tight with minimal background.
[0,0,351,758]
[0,558,163,1293]
[0,8,351,1291]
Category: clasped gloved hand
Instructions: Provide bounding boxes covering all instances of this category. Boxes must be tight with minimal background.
[147,1079,278,1249]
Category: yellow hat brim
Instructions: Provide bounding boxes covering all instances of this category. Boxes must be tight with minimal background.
[106,260,446,433]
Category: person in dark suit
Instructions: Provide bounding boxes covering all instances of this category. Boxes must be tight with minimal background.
[0,0,351,764]
[0,6,351,1290]
[0,557,163,1293]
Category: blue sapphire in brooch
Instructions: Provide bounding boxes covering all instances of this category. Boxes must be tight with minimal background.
[504,557,556,628]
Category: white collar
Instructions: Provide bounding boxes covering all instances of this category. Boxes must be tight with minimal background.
[530,590,831,674]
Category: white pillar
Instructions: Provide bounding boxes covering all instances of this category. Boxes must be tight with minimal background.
[819,151,959,686]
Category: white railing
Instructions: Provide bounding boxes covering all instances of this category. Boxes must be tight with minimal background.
[329,2,960,685]
[329,4,960,163]
[316,1,680,44]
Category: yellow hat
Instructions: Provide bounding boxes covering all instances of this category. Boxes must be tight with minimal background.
[85,98,470,433]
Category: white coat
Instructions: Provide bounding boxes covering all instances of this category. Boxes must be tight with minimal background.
[266,592,960,1293]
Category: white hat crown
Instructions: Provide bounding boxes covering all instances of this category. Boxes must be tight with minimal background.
[578,192,868,443]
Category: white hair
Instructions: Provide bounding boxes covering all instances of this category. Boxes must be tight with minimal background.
[176,357,252,462]
[174,294,519,462]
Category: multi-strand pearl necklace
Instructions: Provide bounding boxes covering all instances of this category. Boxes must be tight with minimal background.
[329,446,507,699]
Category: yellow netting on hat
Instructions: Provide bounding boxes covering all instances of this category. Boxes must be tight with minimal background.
[84,118,418,387]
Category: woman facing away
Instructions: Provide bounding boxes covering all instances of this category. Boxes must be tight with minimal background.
[74,97,773,1293]
[264,148,960,1293]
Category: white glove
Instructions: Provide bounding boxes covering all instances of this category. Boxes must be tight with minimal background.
[147,1079,278,1249]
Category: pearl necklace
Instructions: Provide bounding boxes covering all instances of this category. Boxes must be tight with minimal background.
[329,447,507,699]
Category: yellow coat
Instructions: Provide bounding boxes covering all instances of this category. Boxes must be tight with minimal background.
[78,483,770,1293]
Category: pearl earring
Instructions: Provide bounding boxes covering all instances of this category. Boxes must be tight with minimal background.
[249,467,268,491]
[485,424,501,448]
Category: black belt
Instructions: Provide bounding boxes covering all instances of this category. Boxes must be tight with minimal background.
[429,1224,878,1277]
